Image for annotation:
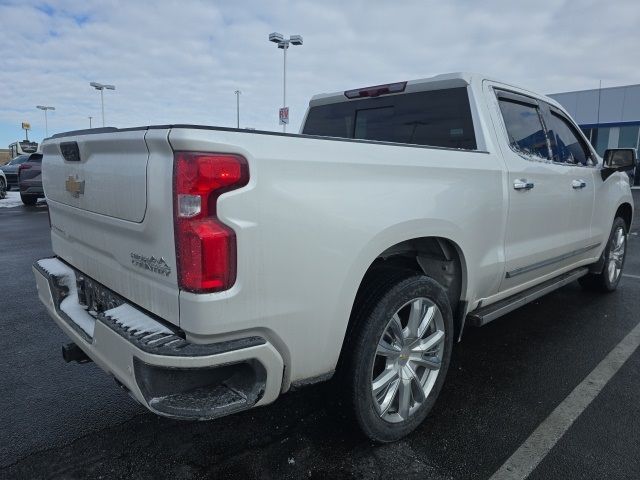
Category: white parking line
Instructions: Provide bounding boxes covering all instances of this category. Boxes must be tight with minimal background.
[623,273,640,280]
[490,320,640,480]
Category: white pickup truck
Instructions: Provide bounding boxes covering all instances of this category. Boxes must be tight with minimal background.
[33,73,635,442]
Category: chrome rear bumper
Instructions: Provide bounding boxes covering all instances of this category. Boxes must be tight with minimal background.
[33,257,284,420]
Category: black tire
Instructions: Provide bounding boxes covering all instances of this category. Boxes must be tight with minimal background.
[579,217,627,292]
[20,193,37,206]
[0,178,6,199]
[343,268,453,442]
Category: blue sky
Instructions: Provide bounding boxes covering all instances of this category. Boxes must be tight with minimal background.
[1,0,639,148]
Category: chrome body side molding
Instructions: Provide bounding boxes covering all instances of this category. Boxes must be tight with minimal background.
[505,243,600,279]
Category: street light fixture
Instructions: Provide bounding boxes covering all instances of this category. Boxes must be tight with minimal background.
[268,32,303,132]
[36,105,55,137]
[234,90,241,129]
[90,81,116,127]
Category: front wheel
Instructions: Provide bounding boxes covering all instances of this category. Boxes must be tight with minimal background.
[344,270,453,442]
[0,178,6,199]
[579,217,627,292]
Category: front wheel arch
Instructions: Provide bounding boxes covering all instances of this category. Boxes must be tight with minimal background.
[615,203,633,232]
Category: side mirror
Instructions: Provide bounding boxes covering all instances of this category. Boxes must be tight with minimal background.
[603,148,636,170]
[602,148,637,181]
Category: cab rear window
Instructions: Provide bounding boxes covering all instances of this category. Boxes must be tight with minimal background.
[302,87,477,150]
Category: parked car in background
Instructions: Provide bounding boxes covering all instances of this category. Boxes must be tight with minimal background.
[0,169,6,199]
[0,154,30,190]
[18,153,44,205]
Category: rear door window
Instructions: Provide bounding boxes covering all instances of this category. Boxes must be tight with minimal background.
[497,98,550,160]
[303,87,477,150]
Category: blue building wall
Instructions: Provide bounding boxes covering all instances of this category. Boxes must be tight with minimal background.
[549,84,640,156]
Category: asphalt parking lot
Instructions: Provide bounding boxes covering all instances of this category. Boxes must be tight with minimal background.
[1,191,639,480]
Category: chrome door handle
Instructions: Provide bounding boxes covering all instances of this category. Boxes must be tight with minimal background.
[572,179,587,189]
[513,179,535,190]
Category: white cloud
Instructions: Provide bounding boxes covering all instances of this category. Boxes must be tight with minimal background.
[1,0,638,145]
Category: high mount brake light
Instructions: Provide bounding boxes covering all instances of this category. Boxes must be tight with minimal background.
[344,81,407,99]
[174,152,249,293]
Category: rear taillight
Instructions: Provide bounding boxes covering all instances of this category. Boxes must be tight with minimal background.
[18,163,31,178]
[174,152,249,293]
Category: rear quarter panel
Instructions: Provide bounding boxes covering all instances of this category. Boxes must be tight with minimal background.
[169,128,507,385]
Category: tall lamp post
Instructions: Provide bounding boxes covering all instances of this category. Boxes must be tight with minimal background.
[234,90,241,128]
[268,32,303,132]
[36,105,55,137]
[89,82,116,127]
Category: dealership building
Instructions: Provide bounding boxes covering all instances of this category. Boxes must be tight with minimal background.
[549,83,640,156]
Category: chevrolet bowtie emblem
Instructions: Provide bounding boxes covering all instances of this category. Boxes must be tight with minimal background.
[65,175,85,198]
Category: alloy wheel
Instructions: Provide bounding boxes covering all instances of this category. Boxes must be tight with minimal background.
[607,226,626,284]
[371,297,445,423]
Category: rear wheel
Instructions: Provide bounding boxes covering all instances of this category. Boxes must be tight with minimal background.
[20,193,37,206]
[0,178,6,199]
[579,217,627,292]
[344,269,453,442]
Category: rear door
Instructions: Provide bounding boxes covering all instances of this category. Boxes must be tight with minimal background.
[490,88,575,292]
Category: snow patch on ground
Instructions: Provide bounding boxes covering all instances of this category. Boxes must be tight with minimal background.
[0,192,25,208]
[104,304,173,336]
[0,191,47,208]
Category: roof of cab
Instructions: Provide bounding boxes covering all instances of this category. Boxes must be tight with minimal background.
[308,72,477,107]
[307,72,564,111]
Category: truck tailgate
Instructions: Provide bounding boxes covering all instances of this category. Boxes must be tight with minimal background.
[41,128,180,325]
[43,130,149,222]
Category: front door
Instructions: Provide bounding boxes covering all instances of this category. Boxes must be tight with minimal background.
[540,103,598,257]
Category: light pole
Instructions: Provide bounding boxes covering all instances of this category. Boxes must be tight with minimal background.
[88,116,93,128]
[234,90,241,128]
[90,82,116,127]
[268,32,303,132]
[36,105,55,137]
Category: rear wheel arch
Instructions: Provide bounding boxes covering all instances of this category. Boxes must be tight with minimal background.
[338,236,467,368]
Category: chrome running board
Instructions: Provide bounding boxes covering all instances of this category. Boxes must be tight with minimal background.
[467,267,589,327]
